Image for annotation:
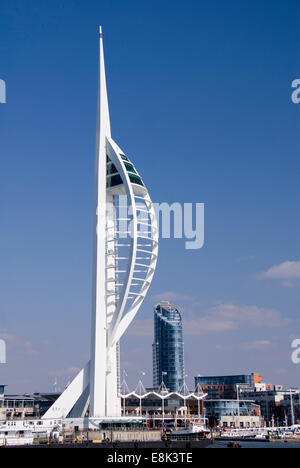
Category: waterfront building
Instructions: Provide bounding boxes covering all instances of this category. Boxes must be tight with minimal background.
[240,387,300,426]
[194,373,262,400]
[0,386,62,420]
[43,27,158,420]
[195,373,300,426]
[153,302,184,392]
[124,394,203,423]
[0,388,35,420]
[204,399,261,428]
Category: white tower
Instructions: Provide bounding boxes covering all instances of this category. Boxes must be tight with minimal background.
[43,27,158,419]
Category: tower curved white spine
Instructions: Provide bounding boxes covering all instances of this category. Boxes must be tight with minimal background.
[43,27,158,419]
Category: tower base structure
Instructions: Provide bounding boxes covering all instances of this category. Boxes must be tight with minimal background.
[43,359,121,419]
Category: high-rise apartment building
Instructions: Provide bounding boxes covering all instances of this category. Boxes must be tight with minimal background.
[152,302,184,392]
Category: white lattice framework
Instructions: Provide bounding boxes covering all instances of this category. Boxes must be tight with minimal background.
[43,27,158,419]
[119,391,207,401]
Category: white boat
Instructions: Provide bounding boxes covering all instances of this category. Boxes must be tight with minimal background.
[0,418,62,446]
[0,436,34,446]
[220,425,300,440]
[170,418,210,438]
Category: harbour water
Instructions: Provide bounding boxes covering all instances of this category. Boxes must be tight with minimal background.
[209,440,300,448]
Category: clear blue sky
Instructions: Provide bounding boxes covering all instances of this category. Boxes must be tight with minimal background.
[0,0,299,393]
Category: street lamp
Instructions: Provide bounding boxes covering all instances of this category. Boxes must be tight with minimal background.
[138,371,146,417]
[196,374,202,423]
[121,369,129,417]
[290,389,295,426]
[236,384,240,429]
[161,372,167,430]
[183,374,188,427]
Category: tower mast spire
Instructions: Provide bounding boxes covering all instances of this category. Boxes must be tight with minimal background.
[89,25,111,417]
[98,25,111,138]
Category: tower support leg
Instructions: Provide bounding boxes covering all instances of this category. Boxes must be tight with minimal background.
[106,342,121,417]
